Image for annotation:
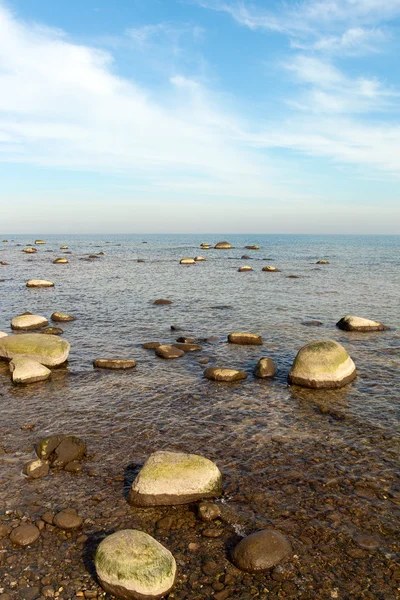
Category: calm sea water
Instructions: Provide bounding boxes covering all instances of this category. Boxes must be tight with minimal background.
[0,234,399,598]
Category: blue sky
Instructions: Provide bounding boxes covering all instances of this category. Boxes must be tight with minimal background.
[0,0,399,233]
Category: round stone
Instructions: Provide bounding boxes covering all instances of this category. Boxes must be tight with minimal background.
[10,524,40,547]
[93,358,136,369]
[204,367,248,382]
[51,312,75,322]
[231,529,292,572]
[214,241,232,249]
[336,315,388,332]
[254,357,276,378]
[53,509,83,530]
[228,332,263,345]
[288,339,356,389]
[95,529,176,600]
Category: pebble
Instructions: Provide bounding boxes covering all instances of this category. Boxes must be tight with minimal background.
[10,523,40,546]
[198,502,221,521]
[53,509,83,530]
[202,560,220,576]
[202,528,223,538]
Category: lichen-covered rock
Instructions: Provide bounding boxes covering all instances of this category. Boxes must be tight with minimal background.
[204,367,248,382]
[180,258,195,264]
[155,345,184,359]
[214,241,232,249]
[11,314,48,331]
[50,312,75,322]
[228,332,263,345]
[254,357,276,378]
[128,451,222,506]
[10,357,51,384]
[95,530,176,600]
[336,315,389,332]
[288,339,356,389]
[26,279,54,287]
[0,334,69,367]
[93,358,136,369]
[23,459,49,479]
[231,529,292,573]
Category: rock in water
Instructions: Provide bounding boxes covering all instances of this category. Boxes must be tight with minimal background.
[23,459,49,479]
[254,357,276,378]
[194,256,206,261]
[288,339,356,389]
[11,314,48,331]
[141,342,161,349]
[23,247,37,254]
[316,260,329,264]
[10,357,51,384]
[262,265,280,272]
[0,332,8,338]
[238,266,253,272]
[155,345,185,359]
[26,279,54,287]
[228,332,263,345]
[36,434,66,460]
[245,245,259,250]
[180,258,195,264]
[41,327,64,335]
[214,241,232,249]
[336,315,388,332]
[53,257,68,264]
[53,509,83,530]
[51,312,75,322]
[172,343,202,352]
[93,358,136,369]
[231,530,292,573]
[128,450,222,506]
[0,334,70,367]
[95,530,176,600]
[204,367,248,382]
[10,524,40,547]
[153,299,172,305]
[52,436,87,467]
[200,243,211,248]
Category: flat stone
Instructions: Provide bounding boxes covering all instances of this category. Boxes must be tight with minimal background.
[180,258,195,264]
[204,367,247,382]
[288,339,356,389]
[128,450,222,507]
[26,280,54,287]
[10,357,51,384]
[95,529,176,600]
[194,256,206,261]
[51,312,75,322]
[53,258,68,264]
[176,337,196,343]
[154,299,172,305]
[10,524,40,546]
[228,332,263,345]
[155,345,185,359]
[93,358,136,369]
[245,245,259,250]
[141,342,161,349]
[336,315,388,332]
[254,357,276,378]
[0,333,70,367]
[231,529,292,572]
[53,509,83,530]
[316,260,329,264]
[11,314,48,331]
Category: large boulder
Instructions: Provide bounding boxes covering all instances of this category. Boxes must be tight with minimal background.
[11,314,48,331]
[288,340,356,389]
[228,332,263,345]
[214,241,232,249]
[336,316,388,332]
[204,367,247,382]
[128,450,222,506]
[26,280,54,288]
[0,334,70,367]
[95,530,176,600]
[10,357,51,384]
[231,530,292,573]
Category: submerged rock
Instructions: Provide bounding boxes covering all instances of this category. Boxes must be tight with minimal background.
[155,345,185,359]
[53,509,83,530]
[228,332,263,345]
[180,258,195,264]
[10,357,51,384]
[0,333,70,367]
[204,367,248,382]
[238,266,253,272]
[11,314,48,331]
[51,312,75,322]
[194,256,206,261]
[214,241,232,249]
[176,337,196,343]
[141,342,161,349]
[231,529,292,573]
[172,343,202,352]
[93,358,137,369]
[26,280,54,288]
[254,357,276,378]
[288,339,356,389]
[128,450,222,506]
[41,327,64,335]
[95,529,176,600]
[336,315,389,332]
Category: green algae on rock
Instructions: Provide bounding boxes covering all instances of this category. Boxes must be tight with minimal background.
[128,450,222,507]
[95,529,176,600]
[0,333,70,367]
[288,339,356,389]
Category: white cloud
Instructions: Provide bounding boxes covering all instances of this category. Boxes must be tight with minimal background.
[291,27,387,54]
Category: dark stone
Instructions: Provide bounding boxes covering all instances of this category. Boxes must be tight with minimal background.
[52,436,86,467]
[172,343,202,352]
[231,529,292,573]
[141,342,161,349]
[254,357,276,378]
[10,524,40,547]
[153,299,172,305]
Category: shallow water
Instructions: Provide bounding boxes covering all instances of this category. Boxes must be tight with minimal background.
[0,234,399,599]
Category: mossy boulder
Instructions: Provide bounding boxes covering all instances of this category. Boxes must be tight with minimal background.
[11,314,48,331]
[336,315,388,332]
[95,530,176,600]
[288,339,356,389]
[204,367,248,382]
[128,451,222,507]
[0,334,70,367]
[10,357,51,384]
[228,332,263,345]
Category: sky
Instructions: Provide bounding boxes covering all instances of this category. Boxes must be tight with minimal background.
[0,0,399,233]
